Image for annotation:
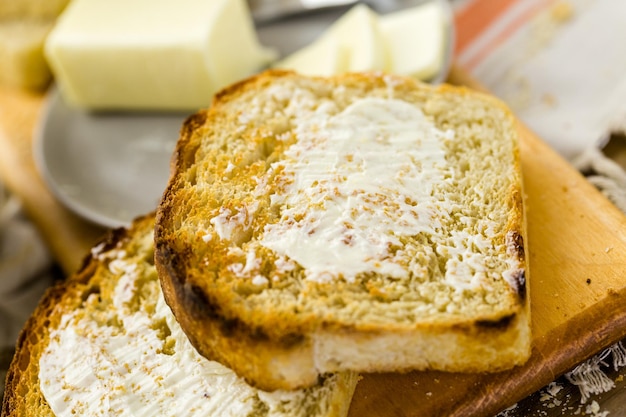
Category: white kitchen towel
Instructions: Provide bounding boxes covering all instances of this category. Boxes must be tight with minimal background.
[454,0,626,160]
[0,182,52,349]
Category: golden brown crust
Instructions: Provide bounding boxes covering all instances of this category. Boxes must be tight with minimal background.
[155,70,531,391]
[156,106,319,389]
[2,282,62,417]
[1,216,145,417]
[155,246,319,390]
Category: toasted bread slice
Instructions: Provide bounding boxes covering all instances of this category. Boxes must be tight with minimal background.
[155,70,530,391]
[2,214,358,416]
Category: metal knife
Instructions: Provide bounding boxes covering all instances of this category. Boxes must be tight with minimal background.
[249,0,359,23]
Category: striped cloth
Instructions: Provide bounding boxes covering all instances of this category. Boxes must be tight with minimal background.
[452,0,626,414]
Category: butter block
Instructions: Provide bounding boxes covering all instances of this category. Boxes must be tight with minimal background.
[379,1,448,81]
[0,0,69,20]
[45,0,276,111]
[275,4,386,75]
[276,36,345,77]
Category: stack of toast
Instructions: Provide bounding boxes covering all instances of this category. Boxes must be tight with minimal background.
[2,70,530,416]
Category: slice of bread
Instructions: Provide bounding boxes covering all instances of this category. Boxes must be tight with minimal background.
[1,214,358,416]
[155,70,530,392]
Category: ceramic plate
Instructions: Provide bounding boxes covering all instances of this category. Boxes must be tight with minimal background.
[34,92,187,228]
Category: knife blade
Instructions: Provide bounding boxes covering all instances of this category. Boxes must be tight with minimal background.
[249,0,358,23]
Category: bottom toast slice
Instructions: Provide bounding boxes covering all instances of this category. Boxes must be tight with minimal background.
[2,214,358,417]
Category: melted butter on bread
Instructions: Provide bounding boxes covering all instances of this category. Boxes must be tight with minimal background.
[39,226,354,416]
[260,97,452,283]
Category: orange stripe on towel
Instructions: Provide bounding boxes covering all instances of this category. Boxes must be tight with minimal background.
[454,0,522,56]
[461,0,553,71]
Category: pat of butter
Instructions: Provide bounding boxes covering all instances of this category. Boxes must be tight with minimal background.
[274,1,449,82]
[379,1,448,81]
[275,34,345,77]
[45,0,276,111]
[275,4,386,75]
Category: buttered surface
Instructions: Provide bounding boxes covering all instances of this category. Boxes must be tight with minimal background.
[260,97,451,283]
[205,88,520,298]
[39,247,317,417]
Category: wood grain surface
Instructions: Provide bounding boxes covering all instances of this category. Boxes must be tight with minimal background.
[0,86,106,274]
[346,67,626,417]
[1,66,626,416]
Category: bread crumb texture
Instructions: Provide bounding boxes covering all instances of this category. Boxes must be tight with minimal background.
[161,71,525,337]
[3,217,355,417]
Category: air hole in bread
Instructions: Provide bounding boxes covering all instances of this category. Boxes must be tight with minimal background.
[184,166,198,186]
[80,285,100,302]
[145,250,155,266]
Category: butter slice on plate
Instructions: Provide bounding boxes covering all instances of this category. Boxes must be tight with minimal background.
[275,4,386,75]
[275,36,345,77]
[45,0,276,111]
[379,1,448,81]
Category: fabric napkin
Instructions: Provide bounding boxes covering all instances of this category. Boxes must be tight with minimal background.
[454,0,626,160]
[0,183,53,398]
[453,0,626,414]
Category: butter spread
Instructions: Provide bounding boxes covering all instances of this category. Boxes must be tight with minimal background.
[39,252,310,416]
[260,97,453,283]
[210,201,258,243]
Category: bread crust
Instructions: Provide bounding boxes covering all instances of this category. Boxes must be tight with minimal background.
[155,243,320,389]
[155,70,531,391]
[1,216,143,417]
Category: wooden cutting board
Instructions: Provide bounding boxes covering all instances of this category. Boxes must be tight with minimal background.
[0,87,107,274]
[347,69,626,416]
[1,66,626,416]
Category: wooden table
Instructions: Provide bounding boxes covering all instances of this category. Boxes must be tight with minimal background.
[2,66,626,416]
[0,85,106,275]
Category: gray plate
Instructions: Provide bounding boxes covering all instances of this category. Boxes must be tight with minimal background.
[34,0,454,228]
[34,93,186,228]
